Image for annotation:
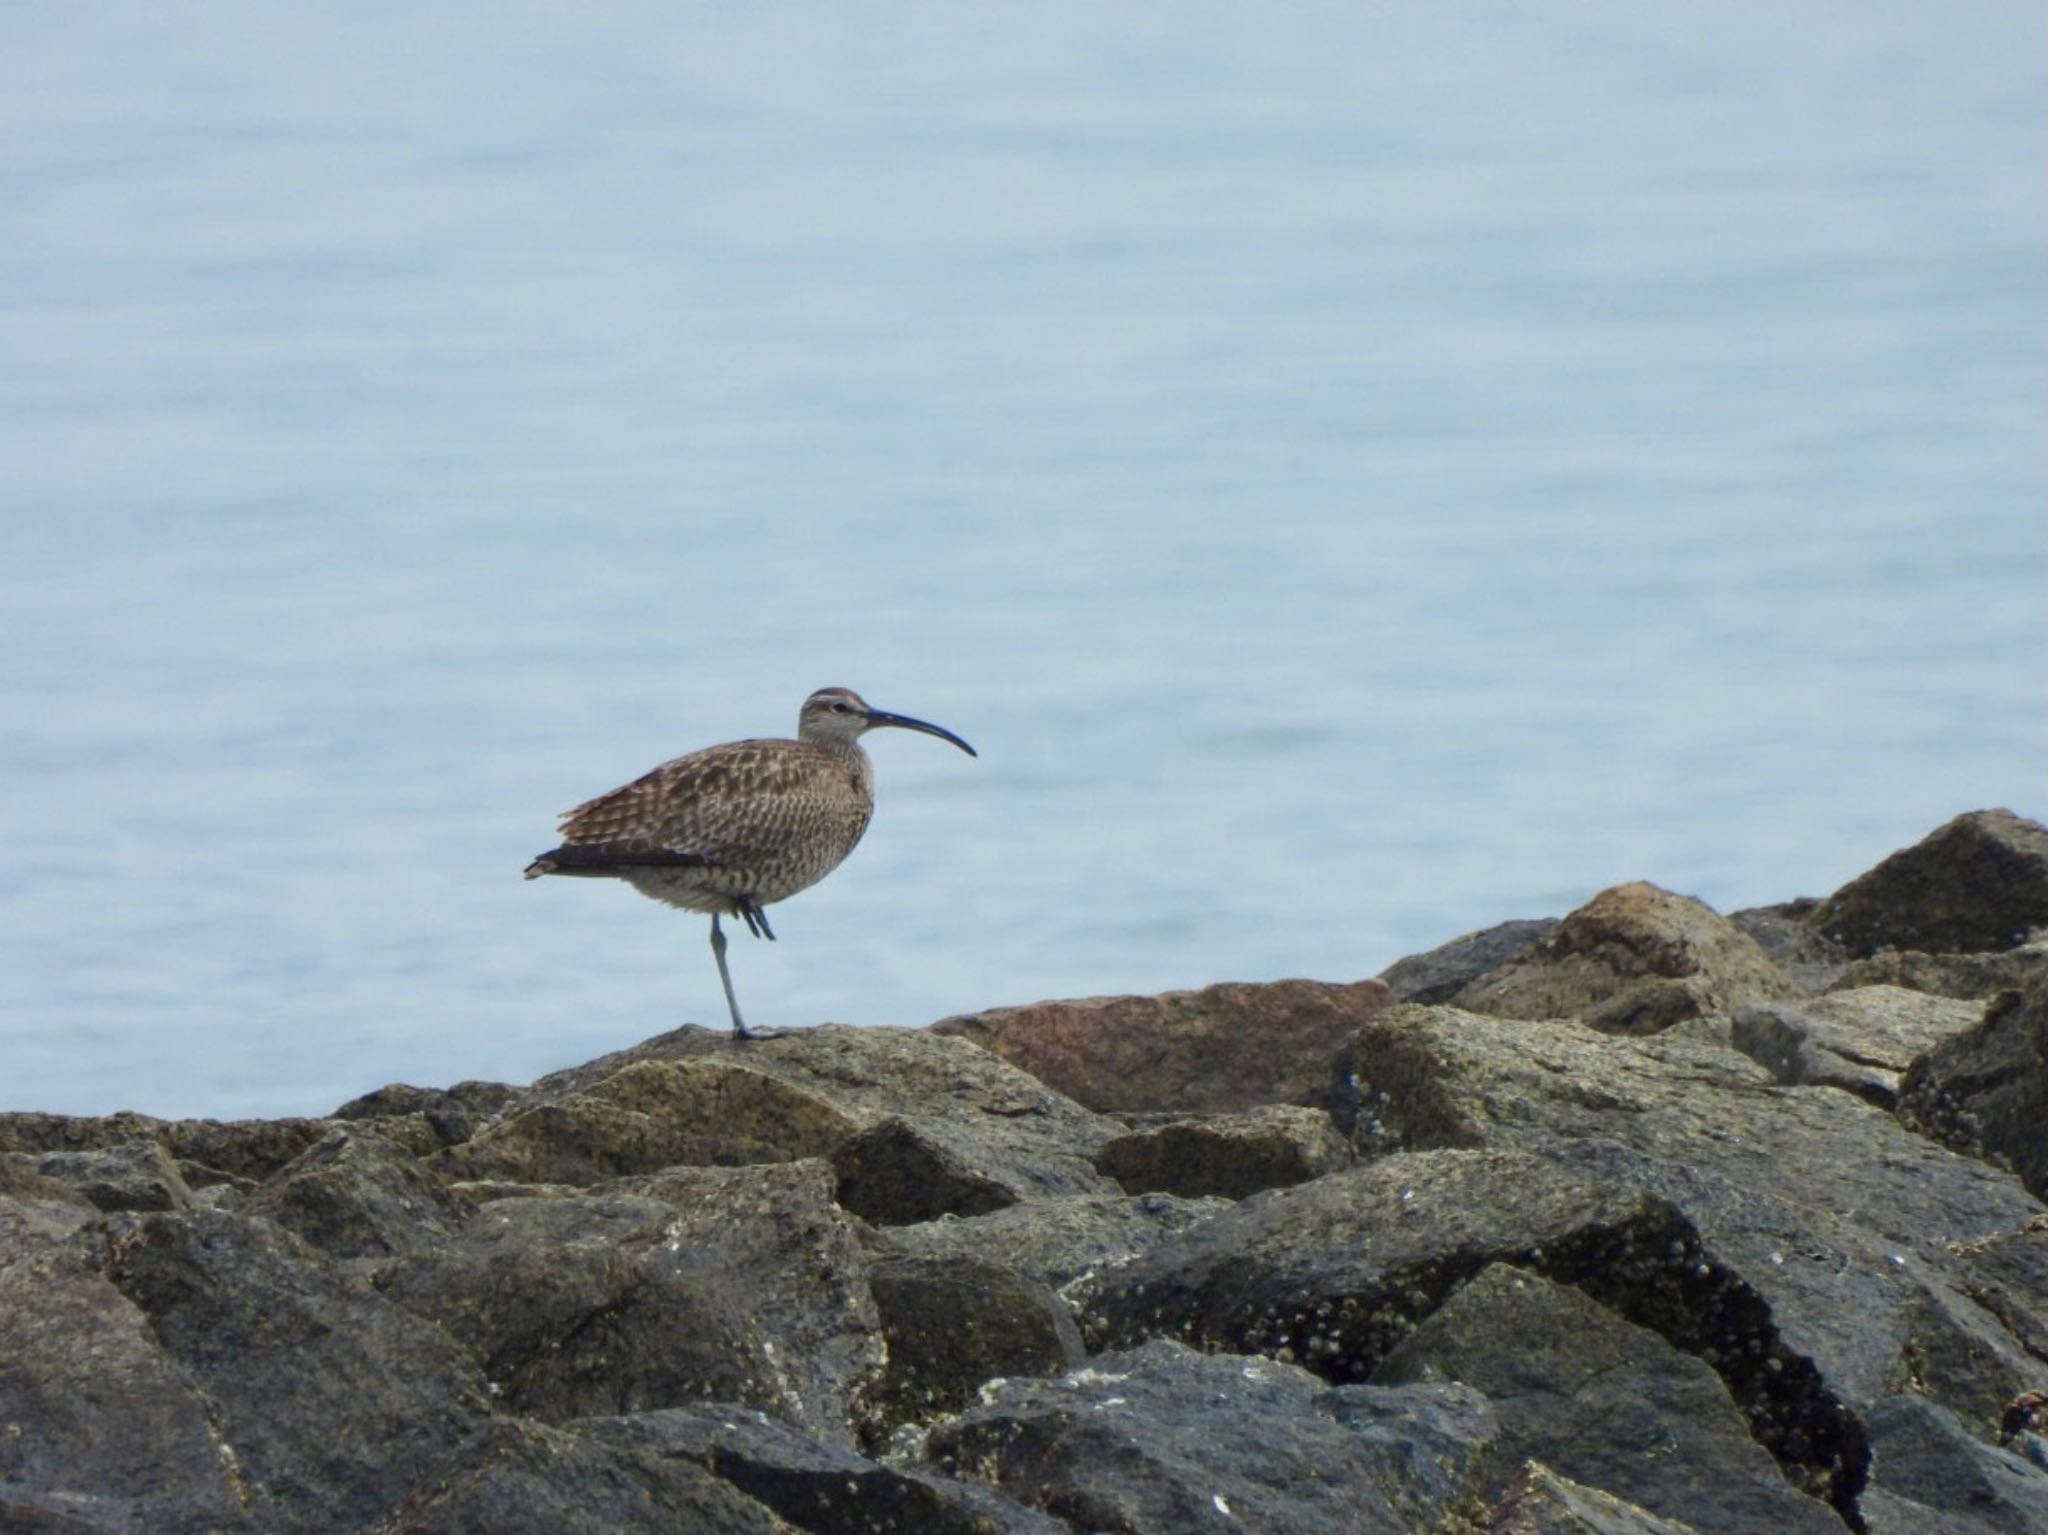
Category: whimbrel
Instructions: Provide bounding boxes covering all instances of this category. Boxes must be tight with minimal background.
[524,687,976,1038]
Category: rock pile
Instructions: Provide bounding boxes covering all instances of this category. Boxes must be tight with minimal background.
[3,808,2046,1534]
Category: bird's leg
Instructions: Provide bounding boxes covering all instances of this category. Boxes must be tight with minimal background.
[708,913,752,1039]
[736,896,776,942]
[712,908,786,1041]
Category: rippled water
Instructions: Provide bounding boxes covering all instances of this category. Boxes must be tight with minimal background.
[2,3,2041,1117]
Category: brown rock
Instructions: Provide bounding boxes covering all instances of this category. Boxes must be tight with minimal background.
[1452,882,1792,1033]
[1094,1105,1353,1200]
[931,978,1395,1113]
[438,1057,862,1185]
[1811,809,2048,957]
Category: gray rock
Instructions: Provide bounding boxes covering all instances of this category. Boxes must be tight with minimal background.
[331,1079,522,1148]
[1728,985,1986,1106]
[1487,1462,1706,1535]
[98,1207,493,1535]
[0,1243,248,1534]
[1729,898,1848,994]
[245,1126,471,1258]
[1093,1105,1353,1200]
[612,1160,886,1441]
[376,1417,789,1535]
[1342,1003,2048,1514]
[1379,917,1561,1004]
[865,1254,1084,1432]
[1811,809,2048,957]
[1900,976,2048,1202]
[9,1140,192,1213]
[922,1338,1498,1535]
[584,1404,1070,1534]
[1077,1147,1706,1374]
[377,1184,877,1441]
[1860,1394,2048,1535]
[869,1192,1231,1292]
[1830,940,2048,1002]
[1374,1263,1841,1535]
[1452,883,1793,1034]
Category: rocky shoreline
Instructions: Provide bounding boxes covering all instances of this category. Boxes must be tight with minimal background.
[3,808,2046,1534]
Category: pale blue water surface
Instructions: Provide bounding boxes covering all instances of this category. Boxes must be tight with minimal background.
[1,4,2042,1118]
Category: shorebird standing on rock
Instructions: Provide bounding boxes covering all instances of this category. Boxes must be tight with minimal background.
[525,687,976,1039]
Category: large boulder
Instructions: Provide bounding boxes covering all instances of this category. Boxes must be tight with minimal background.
[96,1208,495,1534]
[1340,1005,2048,1484]
[582,1405,1069,1534]
[931,978,1395,1113]
[1379,917,1560,1003]
[1811,809,2048,957]
[1452,883,1794,1033]
[1899,975,2048,1202]
[922,1339,1499,1535]
[377,1162,882,1444]
[867,1191,1230,1292]
[1375,1263,1841,1534]
[440,1025,1117,1217]
[1726,985,1987,1106]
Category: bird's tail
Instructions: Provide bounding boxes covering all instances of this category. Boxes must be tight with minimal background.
[524,844,713,879]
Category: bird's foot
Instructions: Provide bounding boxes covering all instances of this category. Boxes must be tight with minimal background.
[735,897,776,941]
[731,1022,798,1042]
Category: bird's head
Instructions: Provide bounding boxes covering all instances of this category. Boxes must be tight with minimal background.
[798,687,976,756]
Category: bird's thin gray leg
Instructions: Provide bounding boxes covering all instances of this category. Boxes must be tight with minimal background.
[709,913,751,1039]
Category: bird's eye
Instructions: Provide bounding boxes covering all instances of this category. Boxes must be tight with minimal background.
[832,702,853,713]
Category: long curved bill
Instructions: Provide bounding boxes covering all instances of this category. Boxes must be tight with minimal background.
[865,708,977,757]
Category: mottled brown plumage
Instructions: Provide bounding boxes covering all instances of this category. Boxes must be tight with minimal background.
[525,687,975,1038]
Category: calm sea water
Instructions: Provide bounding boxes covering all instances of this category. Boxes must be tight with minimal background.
[2,4,2042,1118]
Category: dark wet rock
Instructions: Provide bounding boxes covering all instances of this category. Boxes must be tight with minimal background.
[1900,977,2048,1202]
[1345,1005,2048,1451]
[96,1207,492,1535]
[1093,1105,1353,1199]
[868,1191,1231,1292]
[932,978,1396,1113]
[1812,809,2048,958]
[923,1338,1497,1535]
[1074,1148,1733,1386]
[6,1140,192,1213]
[1830,939,2048,1002]
[1453,882,1794,1034]
[1859,1393,2048,1535]
[1375,1263,1841,1535]
[0,1244,247,1534]
[1728,985,1986,1106]
[864,1254,1084,1433]
[830,1115,1030,1224]
[580,1405,1068,1535]
[1379,917,1561,1003]
[610,1160,884,1441]
[376,1416,789,1535]
[245,1126,472,1259]
[1487,1462,1706,1535]
[377,1184,877,1440]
